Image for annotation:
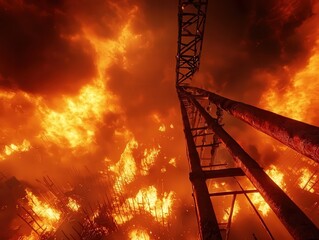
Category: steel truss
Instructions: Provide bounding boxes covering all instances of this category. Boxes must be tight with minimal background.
[175,2,319,239]
[176,0,208,85]
[178,86,319,239]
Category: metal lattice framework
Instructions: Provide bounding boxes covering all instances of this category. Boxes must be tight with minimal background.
[175,1,319,239]
[176,0,208,85]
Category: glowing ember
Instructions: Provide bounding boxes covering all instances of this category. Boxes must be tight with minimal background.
[129,229,150,240]
[25,189,61,232]
[159,124,166,132]
[298,168,317,193]
[110,139,138,192]
[141,147,160,175]
[67,197,80,212]
[113,186,175,225]
[168,157,177,167]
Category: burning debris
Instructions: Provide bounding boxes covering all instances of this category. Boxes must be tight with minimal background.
[3,168,177,239]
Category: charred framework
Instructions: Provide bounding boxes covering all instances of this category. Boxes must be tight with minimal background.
[176,0,319,239]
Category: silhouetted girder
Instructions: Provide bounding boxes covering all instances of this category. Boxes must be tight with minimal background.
[186,86,319,164]
[179,94,222,240]
[181,88,319,240]
[176,0,208,85]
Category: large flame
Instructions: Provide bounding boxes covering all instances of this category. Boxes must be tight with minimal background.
[222,202,240,222]
[0,6,141,151]
[0,2,183,239]
[38,17,142,149]
[39,82,109,148]
[261,4,319,123]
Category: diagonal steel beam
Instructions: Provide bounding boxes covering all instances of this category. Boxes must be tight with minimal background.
[179,93,222,240]
[181,88,319,240]
[186,86,319,164]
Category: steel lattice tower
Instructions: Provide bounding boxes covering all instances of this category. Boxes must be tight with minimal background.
[176,1,319,239]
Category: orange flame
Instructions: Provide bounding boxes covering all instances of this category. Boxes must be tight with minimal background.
[38,19,143,149]
[129,229,150,240]
[298,168,317,193]
[261,4,319,123]
[1,10,142,151]
[141,147,160,175]
[19,231,38,240]
[39,82,110,148]
[0,139,31,160]
[250,165,286,216]
[222,202,240,222]
[110,139,138,193]
[25,189,61,232]
[113,186,175,225]
[250,193,271,216]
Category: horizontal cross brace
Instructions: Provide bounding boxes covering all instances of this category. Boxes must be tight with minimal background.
[203,168,245,179]
[210,189,258,197]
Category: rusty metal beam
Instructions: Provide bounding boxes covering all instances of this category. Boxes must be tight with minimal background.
[186,86,319,164]
[182,89,319,240]
[179,94,222,240]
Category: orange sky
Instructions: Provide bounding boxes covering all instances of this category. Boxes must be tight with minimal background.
[0,0,318,239]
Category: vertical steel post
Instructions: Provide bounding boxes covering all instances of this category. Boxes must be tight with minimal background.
[179,94,222,240]
[182,89,319,240]
[188,86,319,164]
